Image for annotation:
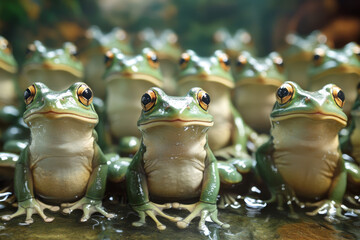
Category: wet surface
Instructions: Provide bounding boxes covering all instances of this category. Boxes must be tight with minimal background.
[0,196,359,240]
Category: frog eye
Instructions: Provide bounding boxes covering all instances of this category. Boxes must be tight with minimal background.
[179,52,191,69]
[141,90,157,112]
[25,43,37,58]
[24,85,36,105]
[197,90,211,111]
[353,45,360,59]
[236,55,247,69]
[276,83,294,105]
[146,51,159,69]
[77,84,93,106]
[331,85,345,108]
[0,38,11,54]
[218,53,231,71]
[313,48,325,66]
[104,50,115,68]
[273,56,284,72]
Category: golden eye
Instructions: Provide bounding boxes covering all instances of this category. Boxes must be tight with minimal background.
[141,89,157,112]
[273,56,284,72]
[146,51,159,69]
[197,90,211,111]
[179,52,190,69]
[0,38,10,54]
[104,50,114,68]
[313,48,325,66]
[332,85,345,108]
[218,53,231,71]
[77,84,93,106]
[236,55,247,69]
[353,44,360,59]
[276,83,294,105]
[25,43,36,58]
[24,85,36,105]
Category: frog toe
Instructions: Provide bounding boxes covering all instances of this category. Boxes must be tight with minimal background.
[209,210,230,229]
[218,162,242,185]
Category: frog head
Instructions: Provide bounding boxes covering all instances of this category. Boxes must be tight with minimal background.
[23,82,98,127]
[177,49,234,90]
[271,81,347,128]
[0,36,17,74]
[103,47,163,87]
[137,87,213,131]
[23,41,83,91]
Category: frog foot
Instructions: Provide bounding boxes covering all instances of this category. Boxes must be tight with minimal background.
[130,201,181,230]
[218,192,241,209]
[270,190,304,219]
[305,200,349,223]
[2,198,59,224]
[345,194,360,206]
[172,201,230,230]
[61,197,115,222]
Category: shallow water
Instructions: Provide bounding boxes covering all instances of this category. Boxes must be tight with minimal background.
[0,196,359,240]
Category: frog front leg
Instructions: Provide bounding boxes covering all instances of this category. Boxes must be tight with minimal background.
[126,143,180,230]
[61,143,115,222]
[1,147,59,224]
[174,147,230,230]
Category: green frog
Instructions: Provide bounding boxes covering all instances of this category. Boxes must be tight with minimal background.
[126,87,229,230]
[308,42,360,116]
[21,40,83,91]
[103,47,163,155]
[1,82,115,224]
[233,51,285,133]
[137,28,182,95]
[256,81,350,223]
[83,26,134,99]
[281,30,329,88]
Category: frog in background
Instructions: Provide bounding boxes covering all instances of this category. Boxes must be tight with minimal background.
[177,49,261,207]
[82,26,134,99]
[103,47,163,156]
[281,30,329,88]
[137,28,182,95]
[308,42,360,116]
[256,81,353,223]
[233,51,285,133]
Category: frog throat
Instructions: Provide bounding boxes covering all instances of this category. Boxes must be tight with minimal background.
[311,65,360,81]
[24,111,98,125]
[105,73,163,87]
[271,112,347,126]
[235,77,283,87]
[138,119,214,130]
[178,75,234,89]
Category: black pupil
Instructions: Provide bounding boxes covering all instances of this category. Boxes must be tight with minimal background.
[151,54,158,63]
[104,55,112,64]
[24,88,31,100]
[337,90,345,102]
[237,60,244,67]
[202,93,210,105]
[82,88,92,100]
[223,58,230,66]
[141,93,152,106]
[313,54,321,61]
[25,48,33,56]
[179,58,186,65]
[277,87,289,99]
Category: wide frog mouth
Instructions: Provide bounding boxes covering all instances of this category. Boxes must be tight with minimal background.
[138,118,214,130]
[178,74,234,89]
[23,62,83,78]
[311,65,360,81]
[235,77,283,87]
[271,111,347,126]
[105,73,163,87]
[24,111,98,124]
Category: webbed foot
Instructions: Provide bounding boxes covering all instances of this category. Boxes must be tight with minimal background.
[61,197,115,222]
[218,192,241,209]
[305,200,350,223]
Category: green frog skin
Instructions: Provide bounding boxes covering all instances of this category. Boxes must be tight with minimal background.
[83,26,134,99]
[0,36,19,107]
[234,51,285,133]
[1,82,114,224]
[308,42,360,116]
[256,81,350,223]
[21,40,83,91]
[138,28,182,95]
[126,87,229,231]
[281,30,328,88]
[103,47,163,154]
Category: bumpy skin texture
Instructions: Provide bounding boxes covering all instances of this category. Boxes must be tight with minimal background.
[1,82,114,224]
[126,87,229,230]
[256,81,352,223]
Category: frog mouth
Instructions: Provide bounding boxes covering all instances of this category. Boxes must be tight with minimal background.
[0,60,17,73]
[23,63,83,78]
[178,75,234,88]
[139,119,214,129]
[235,77,283,87]
[311,65,360,81]
[271,112,347,126]
[105,73,163,87]
[24,111,98,123]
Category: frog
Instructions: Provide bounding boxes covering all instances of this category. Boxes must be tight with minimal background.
[21,40,83,91]
[126,87,229,231]
[255,81,350,223]
[1,82,115,224]
[308,42,360,116]
[83,26,134,99]
[137,28,182,95]
[280,30,329,88]
[177,49,260,207]
[103,47,163,155]
[340,83,360,204]
[233,51,285,133]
